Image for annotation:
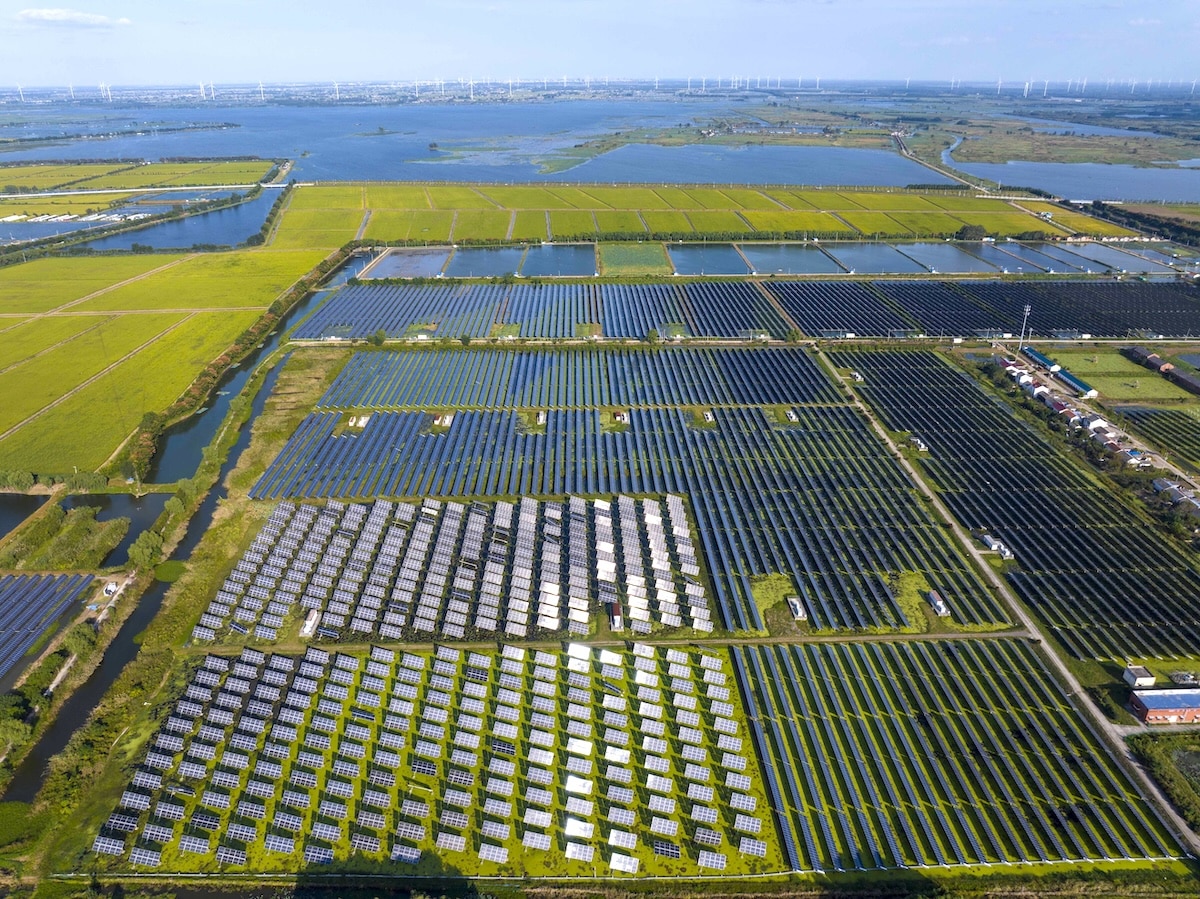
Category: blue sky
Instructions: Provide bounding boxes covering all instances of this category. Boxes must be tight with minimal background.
[0,0,1192,87]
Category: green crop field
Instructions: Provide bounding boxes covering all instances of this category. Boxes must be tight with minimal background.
[271,184,1082,245]
[0,315,114,372]
[0,255,186,314]
[886,211,972,235]
[741,210,853,234]
[427,186,496,209]
[583,186,673,209]
[71,161,274,190]
[719,188,785,211]
[73,251,330,312]
[0,248,325,472]
[289,185,363,210]
[546,186,608,208]
[510,210,548,241]
[838,211,912,235]
[594,210,646,233]
[598,242,672,275]
[363,210,455,242]
[480,185,576,209]
[642,210,694,234]
[953,211,1068,235]
[549,210,597,239]
[364,185,431,209]
[0,191,140,216]
[0,311,261,471]
[0,312,183,437]
[686,210,750,232]
[0,162,127,190]
[450,209,513,241]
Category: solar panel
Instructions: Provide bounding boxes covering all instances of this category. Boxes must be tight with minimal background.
[606,806,635,827]
[609,852,639,874]
[653,839,681,859]
[697,850,727,870]
[179,834,211,854]
[395,821,426,842]
[478,843,509,864]
[437,831,466,852]
[695,827,723,846]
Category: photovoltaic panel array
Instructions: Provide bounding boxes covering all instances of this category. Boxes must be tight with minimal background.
[91,643,779,876]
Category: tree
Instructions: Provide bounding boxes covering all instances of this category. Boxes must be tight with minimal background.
[370,329,387,347]
[955,224,987,240]
[128,530,164,570]
[647,329,660,344]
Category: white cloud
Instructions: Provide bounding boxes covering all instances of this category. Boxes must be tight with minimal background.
[16,8,131,28]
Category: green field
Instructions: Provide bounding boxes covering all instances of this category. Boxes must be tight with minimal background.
[641,210,695,234]
[0,249,324,472]
[0,311,260,471]
[0,256,185,314]
[1051,349,1196,402]
[451,208,513,241]
[741,210,853,234]
[73,251,330,312]
[362,209,455,242]
[549,209,597,239]
[0,162,126,190]
[0,312,184,436]
[838,211,912,235]
[598,242,672,275]
[0,160,275,193]
[594,209,646,234]
[269,184,1082,246]
[0,315,114,372]
[686,210,750,232]
[510,210,548,241]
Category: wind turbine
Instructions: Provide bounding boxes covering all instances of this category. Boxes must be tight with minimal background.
[1080,77,1087,93]
[15,85,23,103]
[1192,80,1196,97]
[199,81,206,100]
[68,83,74,100]
[996,77,1002,95]
[209,82,215,100]
[1043,79,1049,97]
[334,81,340,101]
[258,81,265,101]
[1023,81,1030,98]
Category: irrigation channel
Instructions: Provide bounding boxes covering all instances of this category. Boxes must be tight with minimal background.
[2,253,371,803]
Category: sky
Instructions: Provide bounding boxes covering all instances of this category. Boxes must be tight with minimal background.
[0,0,1193,88]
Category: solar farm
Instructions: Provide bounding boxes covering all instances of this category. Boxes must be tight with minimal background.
[0,573,93,679]
[91,642,784,876]
[291,279,1200,342]
[191,494,712,643]
[736,639,1177,870]
[252,348,1007,634]
[834,349,1200,658]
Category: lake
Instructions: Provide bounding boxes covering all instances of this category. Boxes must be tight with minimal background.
[0,101,949,186]
[77,189,279,250]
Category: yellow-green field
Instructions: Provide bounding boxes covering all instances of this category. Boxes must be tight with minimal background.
[1050,349,1197,402]
[275,183,1095,246]
[0,159,274,192]
[597,242,672,275]
[0,248,326,473]
[1019,201,1137,237]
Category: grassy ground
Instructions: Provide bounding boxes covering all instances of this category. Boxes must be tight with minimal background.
[0,248,326,473]
[597,242,672,275]
[0,160,273,192]
[1050,348,1196,402]
[275,183,1094,246]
